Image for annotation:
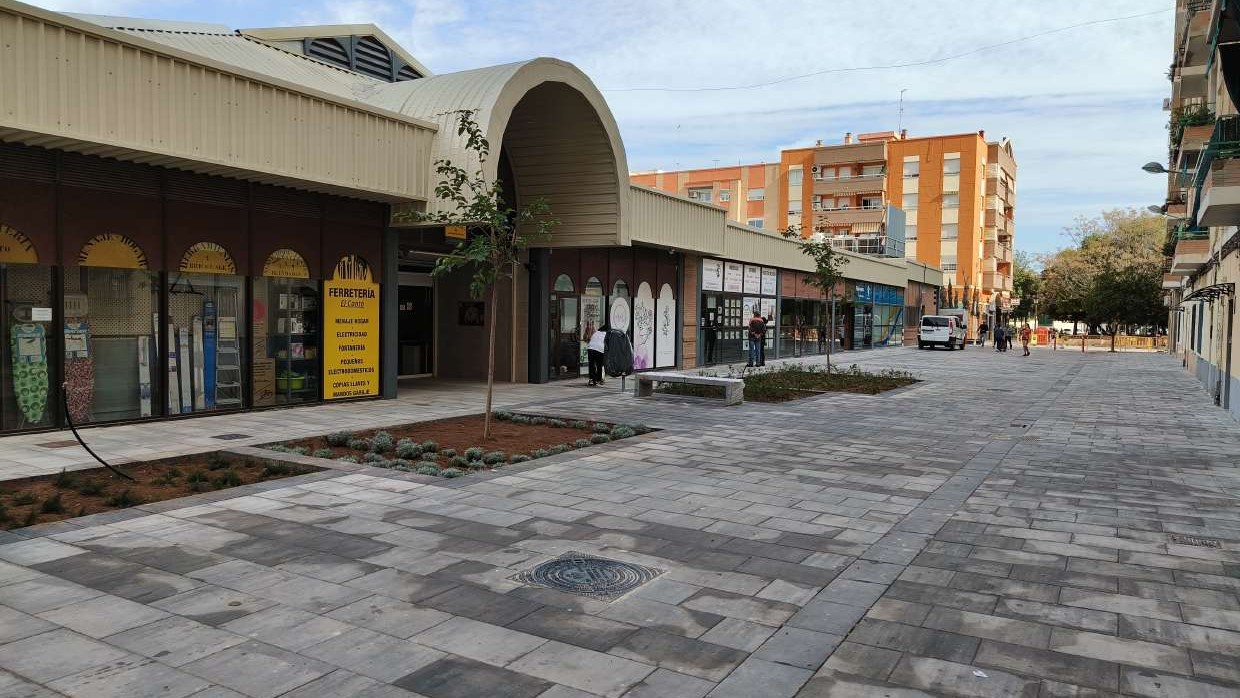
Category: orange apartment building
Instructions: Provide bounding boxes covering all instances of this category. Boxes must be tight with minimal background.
[632,130,1016,330]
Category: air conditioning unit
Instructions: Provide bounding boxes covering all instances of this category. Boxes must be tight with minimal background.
[811,165,820,174]
[812,202,822,211]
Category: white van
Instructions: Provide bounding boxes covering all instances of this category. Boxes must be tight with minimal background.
[918,315,967,350]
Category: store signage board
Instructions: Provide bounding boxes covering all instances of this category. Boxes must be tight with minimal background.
[79,233,147,269]
[723,262,743,293]
[0,225,38,264]
[323,255,380,400]
[701,258,724,292]
[30,308,53,321]
[263,249,310,279]
[760,267,778,296]
[445,225,467,240]
[743,265,761,294]
[181,242,236,275]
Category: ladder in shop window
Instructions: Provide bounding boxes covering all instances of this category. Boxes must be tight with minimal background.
[214,289,243,409]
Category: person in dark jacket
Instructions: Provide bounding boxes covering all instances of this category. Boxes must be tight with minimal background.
[604,326,634,378]
[586,323,607,386]
[747,310,766,367]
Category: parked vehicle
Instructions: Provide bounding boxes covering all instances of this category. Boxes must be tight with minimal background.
[918,314,968,350]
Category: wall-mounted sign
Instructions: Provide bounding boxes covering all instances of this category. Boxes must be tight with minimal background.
[760,267,778,296]
[323,255,379,400]
[262,248,310,279]
[79,233,147,269]
[743,265,761,295]
[633,282,655,370]
[180,242,236,275]
[445,225,467,240]
[701,258,724,292]
[723,262,743,293]
[609,296,631,334]
[656,283,676,368]
[0,225,38,264]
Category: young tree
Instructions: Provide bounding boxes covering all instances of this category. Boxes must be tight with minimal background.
[396,110,556,440]
[781,228,849,372]
[1086,266,1165,352]
[1011,250,1041,322]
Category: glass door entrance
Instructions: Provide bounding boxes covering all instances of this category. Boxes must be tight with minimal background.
[398,273,434,377]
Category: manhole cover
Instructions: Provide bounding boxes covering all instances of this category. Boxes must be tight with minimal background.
[1169,534,1222,548]
[512,552,663,601]
[211,433,252,440]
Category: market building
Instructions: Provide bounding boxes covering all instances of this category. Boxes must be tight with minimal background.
[0,0,942,434]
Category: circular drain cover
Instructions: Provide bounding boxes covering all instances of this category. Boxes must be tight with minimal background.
[513,552,663,601]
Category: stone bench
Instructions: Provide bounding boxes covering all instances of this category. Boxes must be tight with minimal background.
[634,371,744,406]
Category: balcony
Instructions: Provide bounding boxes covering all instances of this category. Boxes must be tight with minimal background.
[1170,238,1210,274]
[984,240,1013,263]
[812,205,886,227]
[826,234,902,258]
[982,272,1013,292]
[1197,155,1240,226]
[1163,273,1185,290]
[812,173,886,195]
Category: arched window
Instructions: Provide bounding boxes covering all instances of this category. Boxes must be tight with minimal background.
[553,274,574,293]
[584,277,603,296]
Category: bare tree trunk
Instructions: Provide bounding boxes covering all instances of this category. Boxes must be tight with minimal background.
[484,282,498,441]
[828,296,836,375]
[1110,327,1117,353]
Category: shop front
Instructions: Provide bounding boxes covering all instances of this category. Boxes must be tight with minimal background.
[699,258,779,366]
[0,143,387,434]
[847,281,905,349]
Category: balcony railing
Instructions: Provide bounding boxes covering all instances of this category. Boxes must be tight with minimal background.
[827,235,903,258]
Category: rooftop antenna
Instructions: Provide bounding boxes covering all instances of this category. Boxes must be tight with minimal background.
[897,88,908,134]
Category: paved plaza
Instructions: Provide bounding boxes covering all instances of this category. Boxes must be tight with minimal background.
[1,347,1239,697]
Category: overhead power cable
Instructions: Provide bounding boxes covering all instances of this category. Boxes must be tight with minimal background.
[602,8,1170,93]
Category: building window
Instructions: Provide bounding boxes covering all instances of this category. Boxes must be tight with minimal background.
[861,196,882,209]
[747,218,764,229]
[942,193,959,208]
[906,225,917,241]
[788,199,803,214]
[903,160,919,178]
[788,169,803,186]
[902,193,918,210]
[862,164,884,177]
[837,166,852,180]
[941,255,958,272]
[836,197,852,210]
[687,187,712,202]
[747,188,765,201]
[943,158,961,175]
[719,190,731,202]
[941,224,958,239]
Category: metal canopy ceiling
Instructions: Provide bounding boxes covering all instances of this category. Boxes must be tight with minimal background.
[1182,282,1236,303]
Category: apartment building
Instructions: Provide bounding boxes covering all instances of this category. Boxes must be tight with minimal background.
[1161,0,1240,419]
[634,130,1017,332]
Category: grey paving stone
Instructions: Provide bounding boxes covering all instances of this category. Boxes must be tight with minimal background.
[325,594,452,638]
[1119,668,1240,698]
[752,626,841,670]
[994,598,1118,634]
[180,640,335,698]
[786,599,867,635]
[846,619,980,664]
[755,579,821,607]
[152,584,276,626]
[922,607,1052,649]
[619,668,715,698]
[281,668,416,698]
[346,568,459,603]
[36,593,169,638]
[1048,626,1193,675]
[302,626,445,682]
[866,598,933,625]
[1059,587,1183,622]
[0,669,64,698]
[0,604,56,644]
[682,589,798,626]
[610,628,746,682]
[887,655,1038,698]
[0,628,133,683]
[412,615,545,665]
[0,576,104,614]
[798,670,937,697]
[508,605,638,652]
[420,583,542,625]
[220,604,354,652]
[974,640,1119,691]
[820,641,902,681]
[104,616,246,666]
[706,656,812,697]
[394,655,552,698]
[0,538,86,566]
[629,577,700,605]
[599,596,722,638]
[507,640,654,698]
[47,658,211,698]
[699,617,778,652]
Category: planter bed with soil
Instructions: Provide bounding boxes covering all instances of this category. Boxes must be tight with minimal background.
[0,454,318,531]
[262,411,650,479]
[658,363,918,403]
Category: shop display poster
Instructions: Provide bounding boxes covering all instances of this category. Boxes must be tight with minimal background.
[743,265,761,294]
[761,267,778,296]
[323,255,380,399]
[701,258,724,292]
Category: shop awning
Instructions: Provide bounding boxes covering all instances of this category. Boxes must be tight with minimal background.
[1181,283,1235,303]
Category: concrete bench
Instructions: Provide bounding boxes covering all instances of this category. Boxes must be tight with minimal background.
[635,371,744,406]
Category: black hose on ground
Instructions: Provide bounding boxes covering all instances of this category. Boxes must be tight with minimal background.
[60,382,134,482]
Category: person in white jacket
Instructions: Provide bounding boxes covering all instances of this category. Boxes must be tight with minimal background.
[587,324,608,386]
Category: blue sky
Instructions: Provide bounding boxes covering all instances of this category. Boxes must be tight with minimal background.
[35,0,1174,255]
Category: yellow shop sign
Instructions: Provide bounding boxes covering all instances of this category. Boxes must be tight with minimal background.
[323,255,379,400]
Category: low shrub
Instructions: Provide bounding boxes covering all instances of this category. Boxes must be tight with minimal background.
[21,510,37,527]
[440,468,464,478]
[326,431,354,447]
[313,448,334,459]
[76,480,105,496]
[210,469,243,489]
[266,444,290,453]
[371,431,395,453]
[207,452,230,470]
[421,440,439,453]
[630,423,652,434]
[549,444,570,455]
[12,491,35,505]
[347,438,371,451]
[388,458,413,468]
[416,464,440,476]
[395,442,422,460]
[493,410,514,421]
[482,451,506,465]
[440,448,457,459]
[569,420,588,429]
[590,434,611,444]
[530,416,547,425]
[336,455,360,464]
[610,425,636,439]
[464,446,485,462]
[53,469,79,489]
[574,438,592,448]
[105,489,142,507]
[262,461,293,476]
[547,418,566,428]
[530,448,550,459]
[511,454,532,463]
[40,493,64,514]
[511,414,532,425]
[362,452,385,464]
[287,446,309,456]
[420,451,439,462]
[593,422,611,434]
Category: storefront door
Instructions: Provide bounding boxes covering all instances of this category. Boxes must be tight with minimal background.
[549,274,579,379]
[398,273,433,377]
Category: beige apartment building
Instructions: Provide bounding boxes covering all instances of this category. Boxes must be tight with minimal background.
[633,130,1017,332]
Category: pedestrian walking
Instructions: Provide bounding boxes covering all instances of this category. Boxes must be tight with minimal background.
[586,323,607,386]
[978,321,989,347]
[994,325,1005,352]
[1020,323,1032,357]
[1051,329,1058,351]
[747,309,766,367]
